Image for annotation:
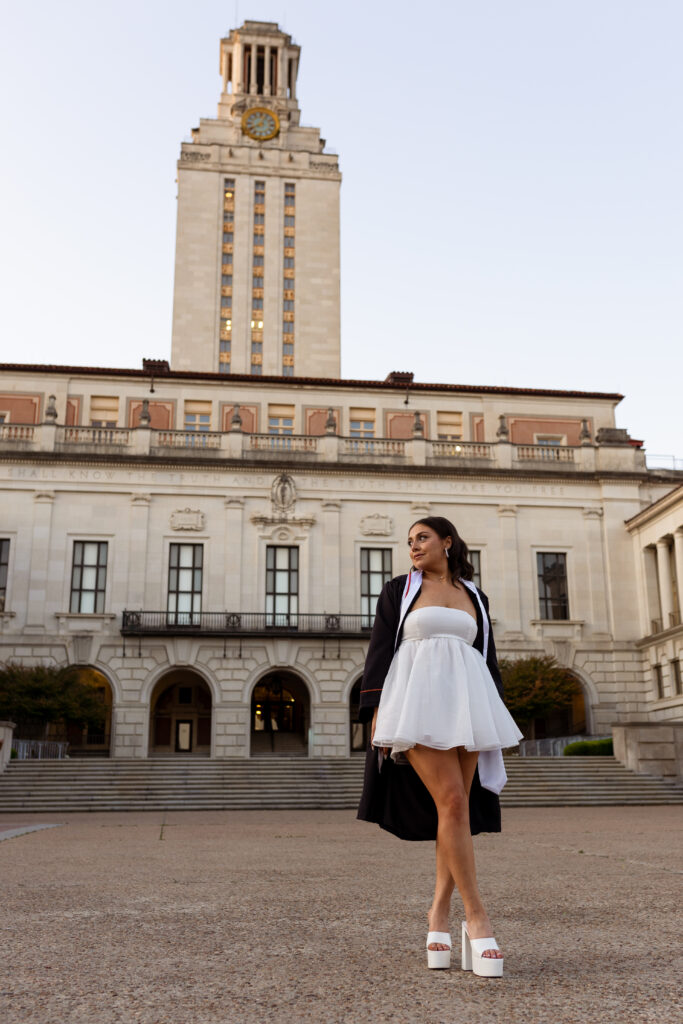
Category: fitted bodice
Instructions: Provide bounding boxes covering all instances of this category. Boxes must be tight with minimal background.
[402,605,478,644]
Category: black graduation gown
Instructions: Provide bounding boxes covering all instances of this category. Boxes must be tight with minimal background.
[356,574,504,840]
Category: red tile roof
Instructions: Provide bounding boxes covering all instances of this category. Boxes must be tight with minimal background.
[0,362,624,402]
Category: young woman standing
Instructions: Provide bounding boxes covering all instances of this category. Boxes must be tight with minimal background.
[357,517,523,977]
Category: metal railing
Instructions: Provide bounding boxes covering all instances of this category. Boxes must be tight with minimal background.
[518,735,610,756]
[11,739,69,760]
[121,610,373,636]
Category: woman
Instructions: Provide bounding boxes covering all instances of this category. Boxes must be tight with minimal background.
[357,516,523,977]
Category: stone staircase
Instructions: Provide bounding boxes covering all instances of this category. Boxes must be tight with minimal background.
[1,755,682,812]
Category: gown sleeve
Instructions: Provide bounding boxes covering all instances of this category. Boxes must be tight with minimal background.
[358,578,401,722]
[479,589,504,701]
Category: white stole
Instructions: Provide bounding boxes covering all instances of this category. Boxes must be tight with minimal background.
[397,570,507,796]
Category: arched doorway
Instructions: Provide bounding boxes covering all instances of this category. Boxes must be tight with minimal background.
[251,671,309,755]
[523,670,587,740]
[150,670,212,755]
[66,667,113,757]
[349,678,370,752]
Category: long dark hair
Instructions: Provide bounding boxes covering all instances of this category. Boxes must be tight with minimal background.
[410,516,475,583]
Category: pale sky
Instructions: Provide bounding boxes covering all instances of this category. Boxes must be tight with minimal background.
[1,0,681,457]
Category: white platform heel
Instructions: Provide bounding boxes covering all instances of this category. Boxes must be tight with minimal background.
[426,931,452,969]
[461,921,504,977]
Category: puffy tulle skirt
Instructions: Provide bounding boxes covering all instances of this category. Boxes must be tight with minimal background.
[372,606,523,758]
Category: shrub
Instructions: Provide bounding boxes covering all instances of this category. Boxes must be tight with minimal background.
[563,738,613,756]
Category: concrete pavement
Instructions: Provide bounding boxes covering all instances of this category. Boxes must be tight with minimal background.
[1,806,681,1024]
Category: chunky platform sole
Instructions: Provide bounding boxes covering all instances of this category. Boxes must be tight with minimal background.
[461,921,504,977]
[426,931,451,969]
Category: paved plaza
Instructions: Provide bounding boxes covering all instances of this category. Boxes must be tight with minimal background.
[1,805,681,1024]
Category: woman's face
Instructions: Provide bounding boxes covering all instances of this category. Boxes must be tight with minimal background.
[407,523,450,573]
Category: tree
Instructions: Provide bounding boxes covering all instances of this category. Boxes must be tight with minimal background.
[0,664,107,740]
[499,655,581,734]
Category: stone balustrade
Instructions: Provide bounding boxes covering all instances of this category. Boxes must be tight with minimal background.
[0,423,650,473]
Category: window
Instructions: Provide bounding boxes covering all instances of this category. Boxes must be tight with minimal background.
[218,364,230,375]
[252,298,264,310]
[283,300,294,311]
[671,659,682,695]
[283,236,295,249]
[537,553,569,620]
[253,234,264,247]
[70,541,108,614]
[251,364,263,376]
[184,409,211,431]
[653,664,664,699]
[253,276,264,288]
[284,216,295,227]
[253,214,264,225]
[0,538,9,611]
[266,546,298,624]
[219,340,231,353]
[222,274,233,286]
[361,549,392,626]
[350,409,376,438]
[284,257,295,269]
[283,321,293,333]
[437,410,463,441]
[268,404,295,434]
[253,255,264,267]
[536,436,564,446]
[222,253,233,265]
[89,396,118,428]
[469,550,481,589]
[168,544,203,625]
[283,343,294,356]
[223,231,234,243]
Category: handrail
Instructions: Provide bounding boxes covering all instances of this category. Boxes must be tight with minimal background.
[122,610,374,635]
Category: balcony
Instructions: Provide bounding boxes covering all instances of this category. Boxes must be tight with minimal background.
[0,423,651,474]
[121,611,371,638]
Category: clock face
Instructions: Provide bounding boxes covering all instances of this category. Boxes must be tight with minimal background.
[241,107,280,141]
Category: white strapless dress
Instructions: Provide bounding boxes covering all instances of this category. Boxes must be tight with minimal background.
[373,606,523,763]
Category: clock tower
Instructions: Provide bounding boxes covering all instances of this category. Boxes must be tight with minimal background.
[170,21,341,379]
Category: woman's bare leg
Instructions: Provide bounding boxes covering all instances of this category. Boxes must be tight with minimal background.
[408,744,502,959]
[428,748,479,948]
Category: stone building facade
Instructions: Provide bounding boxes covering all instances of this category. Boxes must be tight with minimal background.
[0,21,681,772]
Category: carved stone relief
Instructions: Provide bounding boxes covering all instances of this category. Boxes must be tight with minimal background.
[170,508,205,531]
[359,513,394,537]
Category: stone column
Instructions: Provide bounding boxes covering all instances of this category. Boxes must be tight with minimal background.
[26,491,55,629]
[641,546,660,634]
[225,498,244,610]
[277,48,287,97]
[233,40,242,93]
[264,45,271,95]
[582,508,610,635]
[656,537,674,630]
[674,528,683,624]
[497,505,523,636]
[290,56,298,100]
[249,42,257,95]
[321,501,342,613]
[128,495,151,609]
